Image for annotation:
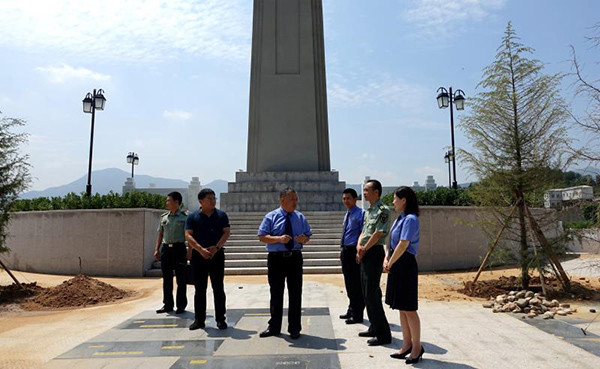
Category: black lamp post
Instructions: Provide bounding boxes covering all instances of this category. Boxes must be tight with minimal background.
[444,150,453,188]
[126,152,139,178]
[436,87,465,189]
[82,89,106,197]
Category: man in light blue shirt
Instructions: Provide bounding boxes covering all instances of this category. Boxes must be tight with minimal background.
[257,187,312,339]
[339,188,365,325]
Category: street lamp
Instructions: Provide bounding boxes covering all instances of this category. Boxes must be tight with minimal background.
[82,89,106,196]
[126,152,139,178]
[436,87,465,189]
[444,150,454,188]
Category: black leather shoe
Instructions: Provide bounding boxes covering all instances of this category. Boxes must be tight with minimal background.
[367,337,391,346]
[189,320,205,330]
[339,312,352,319]
[259,328,280,338]
[358,330,376,337]
[345,317,363,324]
[289,332,300,339]
[405,346,424,364]
[175,308,185,314]
[390,347,411,359]
[217,321,228,330]
[156,306,173,313]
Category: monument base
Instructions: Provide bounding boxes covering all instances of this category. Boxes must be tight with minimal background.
[220,171,346,212]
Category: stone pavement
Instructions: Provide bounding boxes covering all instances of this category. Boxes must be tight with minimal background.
[1,273,599,368]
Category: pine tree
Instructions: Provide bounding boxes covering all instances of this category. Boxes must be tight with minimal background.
[0,113,30,254]
[461,22,570,289]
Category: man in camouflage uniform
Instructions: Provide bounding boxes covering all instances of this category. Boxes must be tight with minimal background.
[155,191,189,314]
[356,179,392,346]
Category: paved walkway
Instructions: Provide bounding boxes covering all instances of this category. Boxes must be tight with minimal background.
[1,273,599,368]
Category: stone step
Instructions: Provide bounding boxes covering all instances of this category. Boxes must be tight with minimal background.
[225,251,340,260]
[227,238,339,247]
[229,233,341,240]
[225,245,341,253]
[229,220,343,227]
[145,265,342,277]
[225,258,339,268]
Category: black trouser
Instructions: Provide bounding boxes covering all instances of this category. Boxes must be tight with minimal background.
[191,249,226,323]
[160,243,187,310]
[267,251,303,334]
[341,246,364,321]
[360,245,391,340]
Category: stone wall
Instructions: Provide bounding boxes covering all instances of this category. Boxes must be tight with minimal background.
[4,209,162,277]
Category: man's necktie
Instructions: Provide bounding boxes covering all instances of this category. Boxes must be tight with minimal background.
[340,213,348,246]
[284,212,294,251]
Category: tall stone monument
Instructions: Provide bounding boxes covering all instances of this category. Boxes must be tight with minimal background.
[220,0,345,212]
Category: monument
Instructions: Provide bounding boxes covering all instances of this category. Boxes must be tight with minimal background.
[221,0,345,212]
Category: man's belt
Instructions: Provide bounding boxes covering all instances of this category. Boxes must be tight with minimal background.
[271,250,302,257]
[163,242,185,248]
[341,244,357,247]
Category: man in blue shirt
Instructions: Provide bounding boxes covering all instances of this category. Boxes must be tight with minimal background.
[257,187,312,339]
[339,188,365,325]
[185,188,230,331]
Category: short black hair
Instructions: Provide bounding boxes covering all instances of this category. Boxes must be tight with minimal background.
[167,191,183,205]
[342,188,358,199]
[366,179,383,198]
[198,188,216,200]
[394,186,420,217]
[279,187,296,199]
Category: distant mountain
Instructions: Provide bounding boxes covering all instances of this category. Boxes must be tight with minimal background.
[21,168,227,199]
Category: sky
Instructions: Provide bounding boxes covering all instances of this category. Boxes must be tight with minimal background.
[0,0,599,191]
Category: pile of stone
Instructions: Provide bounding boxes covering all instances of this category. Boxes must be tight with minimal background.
[482,290,576,319]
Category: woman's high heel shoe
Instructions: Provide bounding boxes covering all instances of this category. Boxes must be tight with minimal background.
[390,347,411,359]
[405,346,424,364]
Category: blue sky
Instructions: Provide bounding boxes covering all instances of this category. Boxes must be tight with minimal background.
[0,0,598,191]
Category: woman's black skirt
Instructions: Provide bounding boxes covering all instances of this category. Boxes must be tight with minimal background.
[385,251,418,311]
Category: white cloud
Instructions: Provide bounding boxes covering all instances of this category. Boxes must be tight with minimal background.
[0,0,251,63]
[36,64,111,84]
[402,0,505,40]
[163,109,193,121]
[328,76,428,109]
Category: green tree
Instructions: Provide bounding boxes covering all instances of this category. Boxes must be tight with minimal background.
[460,23,570,289]
[0,113,31,254]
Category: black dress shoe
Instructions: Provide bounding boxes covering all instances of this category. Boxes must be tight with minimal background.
[405,346,424,364]
[367,337,391,346]
[175,308,185,314]
[390,347,411,359]
[339,312,352,319]
[358,330,376,337]
[189,320,205,330]
[217,321,228,330]
[156,306,173,313]
[259,328,280,338]
[289,332,300,339]
[345,317,363,325]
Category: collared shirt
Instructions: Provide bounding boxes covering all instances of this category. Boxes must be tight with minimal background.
[158,209,188,244]
[342,205,364,246]
[257,207,313,252]
[389,213,420,255]
[360,199,391,246]
[185,209,230,249]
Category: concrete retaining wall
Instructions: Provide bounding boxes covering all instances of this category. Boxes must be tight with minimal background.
[4,209,162,277]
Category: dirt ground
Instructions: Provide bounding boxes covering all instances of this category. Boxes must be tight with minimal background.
[1,256,599,313]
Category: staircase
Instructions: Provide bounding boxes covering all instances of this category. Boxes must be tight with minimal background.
[146,211,345,276]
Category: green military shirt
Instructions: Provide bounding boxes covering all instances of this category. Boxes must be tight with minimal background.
[360,199,391,246]
[158,209,188,244]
